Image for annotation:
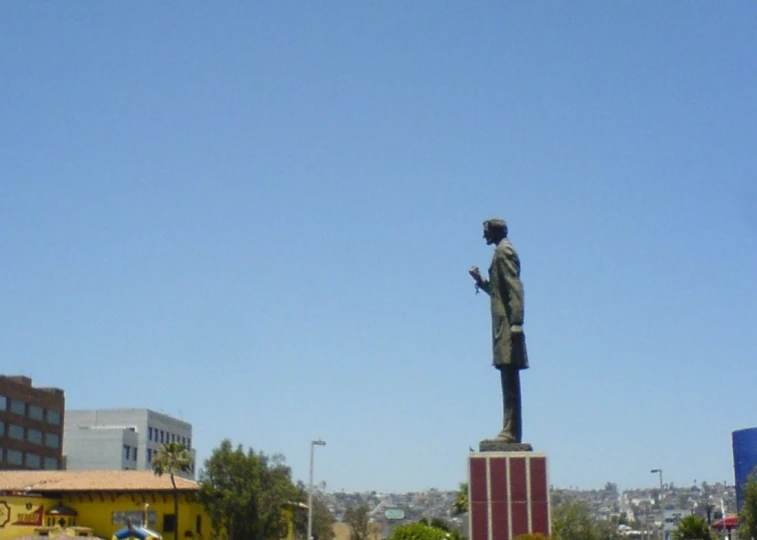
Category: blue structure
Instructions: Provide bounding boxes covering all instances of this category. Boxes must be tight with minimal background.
[733,427,757,510]
[112,525,162,540]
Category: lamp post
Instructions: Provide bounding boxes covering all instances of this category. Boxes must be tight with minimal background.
[308,439,326,540]
[650,469,663,539]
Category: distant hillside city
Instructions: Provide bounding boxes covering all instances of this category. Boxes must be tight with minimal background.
[320,480,736,533]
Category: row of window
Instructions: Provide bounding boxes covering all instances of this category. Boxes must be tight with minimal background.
[147,426,190,448]
[0,421,61,448]
[123,445,138,462]
[0,447,58,469]
[0,394,61,425]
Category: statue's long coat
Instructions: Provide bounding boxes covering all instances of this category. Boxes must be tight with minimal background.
[481,239,528,370]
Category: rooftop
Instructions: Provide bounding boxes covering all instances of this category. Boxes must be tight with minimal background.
[0,470,199,493]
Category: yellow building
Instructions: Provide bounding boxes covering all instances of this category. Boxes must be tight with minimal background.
[0,470,208,540]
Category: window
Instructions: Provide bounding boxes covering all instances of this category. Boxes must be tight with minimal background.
[44,457,58,470]
[187,438,191,448]
[45,433,60,449]
[27,429,42,444]
[148,427,153,441]
[160,430,164,443]
[147,448,152,463]
[0,394,6,410]
[7,449,22,465]
[196,515,202,534]
[46,409,61,425]
[0,448,3,462]
[10,399,25,415]
[133,448,138,462]
[0,422,4,436]
[29,404,44,420]
[123,445,130,460]
[26,453,41,469]
[162,514,176,533]
[8,424,24,440]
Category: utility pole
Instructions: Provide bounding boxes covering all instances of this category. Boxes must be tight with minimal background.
[307,439,326,540]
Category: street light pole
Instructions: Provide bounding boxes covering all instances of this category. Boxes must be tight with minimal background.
[651,469,663,540]
[308,439,326,540]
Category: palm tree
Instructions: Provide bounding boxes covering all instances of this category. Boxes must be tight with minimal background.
[452,482,469,516]
[152,441,193,540]
[672,514,714,540]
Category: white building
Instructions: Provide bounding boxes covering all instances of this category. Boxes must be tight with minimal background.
[63,408,195,478]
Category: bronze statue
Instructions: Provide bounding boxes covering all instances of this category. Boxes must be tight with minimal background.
[469,218,530,448]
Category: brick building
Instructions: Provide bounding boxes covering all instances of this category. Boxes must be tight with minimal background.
[0,375,65,470]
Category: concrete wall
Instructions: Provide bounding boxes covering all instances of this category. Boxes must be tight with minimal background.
[63,426,138,471]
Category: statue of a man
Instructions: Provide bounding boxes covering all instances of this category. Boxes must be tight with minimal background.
[469,218,529,444]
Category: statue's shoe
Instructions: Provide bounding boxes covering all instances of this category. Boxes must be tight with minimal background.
[494,432,518,443]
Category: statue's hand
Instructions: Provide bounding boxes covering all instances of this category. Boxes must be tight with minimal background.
[510,325,524,334]
[468,266,482,283]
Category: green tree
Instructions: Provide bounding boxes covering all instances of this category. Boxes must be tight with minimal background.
[152,441,193,539]
[426,517,464,540]
[343,504,370,540]
[198,439,298,540]
[452,482,469,516]
[592,519,620,540]
[428,517,450,531]
[671,514,714,540]
[388,522,448,540]
[292,482,335,540]
[551,500,595,540]
[738,471,757,540]
[551,500,619,540]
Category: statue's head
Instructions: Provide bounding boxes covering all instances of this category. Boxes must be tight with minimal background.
[483,218,507,245]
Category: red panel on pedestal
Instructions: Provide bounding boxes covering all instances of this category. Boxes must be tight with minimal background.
[529,457,549,534]
[470,501,489,540]
[489,459,508,540]
[530,502,549,534]
[491,501,508,540]
[489,458,507,501]
[469,458,489,540]
[509,457,527,502]
[470,458,488,502]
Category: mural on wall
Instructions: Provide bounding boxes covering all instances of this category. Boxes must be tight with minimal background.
[0,502,10,528]
[13,505,44,526]
[0,500,44,528]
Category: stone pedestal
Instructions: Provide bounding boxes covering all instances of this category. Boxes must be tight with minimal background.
[468,452,551,540]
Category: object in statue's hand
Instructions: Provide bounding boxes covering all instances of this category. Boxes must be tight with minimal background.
[510,325,523,334]
[469,265,483,294]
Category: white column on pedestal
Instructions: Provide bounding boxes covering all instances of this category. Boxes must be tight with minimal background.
[486,457,493,540]
[526,455,533,532]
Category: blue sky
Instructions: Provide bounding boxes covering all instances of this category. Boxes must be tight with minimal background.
[2,2,756,493]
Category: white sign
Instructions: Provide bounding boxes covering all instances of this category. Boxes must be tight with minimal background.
[384,508,405,521]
